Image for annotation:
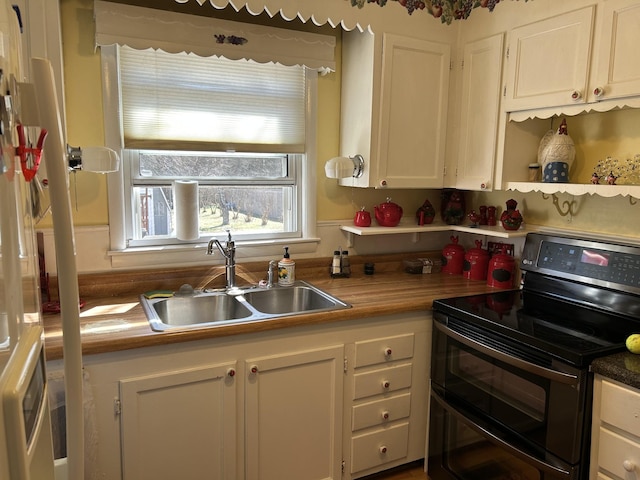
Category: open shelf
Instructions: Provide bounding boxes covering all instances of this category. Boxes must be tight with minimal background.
[505,182,640,198]
[339,221,531,246]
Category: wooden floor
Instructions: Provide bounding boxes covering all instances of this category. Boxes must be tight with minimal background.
[360,460,429,480]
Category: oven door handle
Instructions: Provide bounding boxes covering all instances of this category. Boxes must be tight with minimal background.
[434,321,579,385]
[431,389,575,479]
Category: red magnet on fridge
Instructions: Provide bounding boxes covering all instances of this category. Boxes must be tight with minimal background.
[16,123,47,182]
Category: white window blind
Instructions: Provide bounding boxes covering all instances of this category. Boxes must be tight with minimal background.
[119,46,306,153]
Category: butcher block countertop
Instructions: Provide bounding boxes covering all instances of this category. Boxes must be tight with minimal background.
[43,252,506,361]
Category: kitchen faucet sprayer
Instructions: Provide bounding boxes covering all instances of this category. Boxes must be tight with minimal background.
[206,230,237,290]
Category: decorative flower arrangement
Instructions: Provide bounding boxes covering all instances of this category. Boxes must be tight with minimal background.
[347,0,531,23]
[592,154,640,185]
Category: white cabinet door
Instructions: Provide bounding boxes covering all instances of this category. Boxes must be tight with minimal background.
[119,362,237,480]
[592,0,640,101]
[504,6,595,111]
[245,345,344,480]
[375,34,450,189]
[454,33,504,191]
[340,31,450,189]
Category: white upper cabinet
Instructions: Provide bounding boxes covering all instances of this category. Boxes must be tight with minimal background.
[591,0,640,102]
[340,31,450,189]
[504,6,595,112]
[449,33,504,191]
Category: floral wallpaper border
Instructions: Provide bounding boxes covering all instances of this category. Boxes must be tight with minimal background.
[347,0,531,24]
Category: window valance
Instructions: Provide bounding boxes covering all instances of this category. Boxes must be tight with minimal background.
[93,0,336,72]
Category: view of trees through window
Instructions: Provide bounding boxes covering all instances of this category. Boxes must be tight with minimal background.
[130,152,295,240]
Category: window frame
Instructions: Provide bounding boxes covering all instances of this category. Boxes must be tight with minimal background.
[101,45,319,268]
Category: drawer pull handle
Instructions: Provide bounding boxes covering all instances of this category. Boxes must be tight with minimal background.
[382,411,390,420]
[623,460,635,472]
[382,380,390,389]
[379,446,387,454]
[384,347,392,356]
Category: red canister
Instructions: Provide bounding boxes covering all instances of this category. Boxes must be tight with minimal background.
[463,240,489,281]
[487,247,516,288]
[441,236,465,275]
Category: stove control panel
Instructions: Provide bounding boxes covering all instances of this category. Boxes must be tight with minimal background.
[522,233,640,292]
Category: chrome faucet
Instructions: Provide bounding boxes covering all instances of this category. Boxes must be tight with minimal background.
[206,230,236,290]
[266,260,278,287]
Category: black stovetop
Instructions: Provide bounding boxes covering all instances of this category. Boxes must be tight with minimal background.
[433,288,639,368]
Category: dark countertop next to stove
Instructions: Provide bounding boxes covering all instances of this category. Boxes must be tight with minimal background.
[591,352,640,390]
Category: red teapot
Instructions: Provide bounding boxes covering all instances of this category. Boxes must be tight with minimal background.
[374,198,403,227]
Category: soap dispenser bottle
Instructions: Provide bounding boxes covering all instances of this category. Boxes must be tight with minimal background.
[278,246,295,286]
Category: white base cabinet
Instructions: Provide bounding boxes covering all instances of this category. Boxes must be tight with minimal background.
[590,374,640,480]
[245,346,344,480]
[119,362,237,480]
[80,313,430,480]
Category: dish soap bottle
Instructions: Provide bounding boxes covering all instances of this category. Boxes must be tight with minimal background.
[278,246,295,286]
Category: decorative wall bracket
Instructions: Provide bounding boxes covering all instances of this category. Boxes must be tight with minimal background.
[541,193,579,217]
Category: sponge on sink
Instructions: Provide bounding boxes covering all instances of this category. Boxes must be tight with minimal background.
[143,290,174,299]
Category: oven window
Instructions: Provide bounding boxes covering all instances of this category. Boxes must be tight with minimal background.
[443,415,542,480]
[451,346,546,421]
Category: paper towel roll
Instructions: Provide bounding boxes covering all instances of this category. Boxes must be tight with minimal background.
[174,180,199,241]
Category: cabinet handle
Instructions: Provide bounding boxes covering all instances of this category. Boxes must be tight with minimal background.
[571,90,582,101]
[480,181,490,190]
[379,446,388,454]
[593,86,604,98]
[623,460,635,472]
[379,179,387,188]
[250,365,259,374]
[227,368,236,377]
[382,411,390,420]
[384,347,392,357]
[382,380,390,389]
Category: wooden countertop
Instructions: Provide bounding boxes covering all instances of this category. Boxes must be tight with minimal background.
[43,266,504,361]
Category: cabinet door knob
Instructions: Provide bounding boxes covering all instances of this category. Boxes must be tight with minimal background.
[384,347,392,356]
[227,368,236,377]
[593,86,604,98]
[623,460,635,472]
[571,90,582,101]
[379,446,387,454]
[379,179,388,188]
[382,380,390,389]
[250,365,259,374]
[382,411,390,420]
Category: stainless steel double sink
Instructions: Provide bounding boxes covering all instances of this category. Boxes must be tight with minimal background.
[141,281,351,331]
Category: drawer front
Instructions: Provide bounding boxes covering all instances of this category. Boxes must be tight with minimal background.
[354,334,414,368]
[600,380,640,434]
[352,392,411,431]
[350,422,409,474]
[353,363,412,400]
[597,427,640,479]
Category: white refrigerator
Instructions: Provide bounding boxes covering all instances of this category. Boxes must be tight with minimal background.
[0,2,84,479]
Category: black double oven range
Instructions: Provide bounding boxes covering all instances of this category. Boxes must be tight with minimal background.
[429,233,640,480]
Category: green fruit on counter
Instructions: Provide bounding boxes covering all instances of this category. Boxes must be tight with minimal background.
[626,333,640,354]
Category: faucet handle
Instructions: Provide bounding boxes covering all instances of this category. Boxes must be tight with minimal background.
[225,229,234,246]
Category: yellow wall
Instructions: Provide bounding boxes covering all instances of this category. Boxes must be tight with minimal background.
[54,0,640,238]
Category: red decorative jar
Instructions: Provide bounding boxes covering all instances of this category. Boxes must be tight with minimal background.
[500,199,523,231]
[441,236,465,275]
[463,240,489,281]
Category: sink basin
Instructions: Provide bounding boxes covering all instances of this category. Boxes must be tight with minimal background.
[145,294,253,330]
[241,284,345,315]
[141,281,350,332]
